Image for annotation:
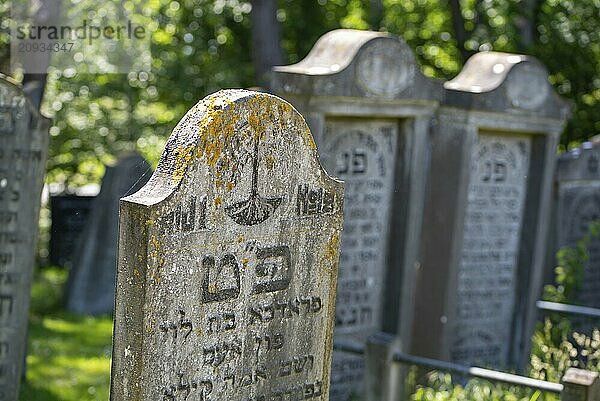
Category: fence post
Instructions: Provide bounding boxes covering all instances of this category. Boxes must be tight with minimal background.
[561,368,600,401]
[365,332,405,401]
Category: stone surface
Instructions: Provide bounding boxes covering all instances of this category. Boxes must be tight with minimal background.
[110,90,343,401]
[554,139,600,312]
[49,195,95,267]
[561,368,600,401]
[273,29,442,400]
[65,152,151,315]
[413,51,570,371]
[0,75,49,401]
[452,133,531,365]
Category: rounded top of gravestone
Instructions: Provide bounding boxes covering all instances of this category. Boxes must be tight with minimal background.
[124,89,342,213]
[557,140,600,181]
[444,51,570,118]
[272,29,442,101]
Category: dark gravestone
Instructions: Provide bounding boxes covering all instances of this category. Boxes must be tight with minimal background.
[272,29,442,400]
[49,195,95,267]
[0,75,49,401]
[65,152,151,315]
[110,90,344,401]
[555,140,600,319]
[414,52,571,370]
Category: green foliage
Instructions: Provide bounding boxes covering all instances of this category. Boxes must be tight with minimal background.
[529,318,600,383]
[533,0,600,147]
[543,220,600,303]
[413,371,556,401]
[529,221,600,382]
[20,268,112,401]
[381,0,461,78]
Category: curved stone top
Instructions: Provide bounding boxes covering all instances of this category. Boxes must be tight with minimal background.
[445,52,531,93]
[444,51,570,118]
[125,89,342,210]
[272,29,442,101]
[274,29,388,76]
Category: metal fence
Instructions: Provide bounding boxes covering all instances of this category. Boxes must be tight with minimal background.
[333,331,599,401]
[537,300,600,320]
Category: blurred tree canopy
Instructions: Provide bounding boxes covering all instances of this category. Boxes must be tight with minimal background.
[1,0,599,187]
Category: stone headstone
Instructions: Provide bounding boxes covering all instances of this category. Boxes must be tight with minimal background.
[65,152,151,315]
[413,52,571,370]
[273,29,442,401]
[554,139,600,312]
[110,90,344,401]
[49,195,95,267]
[0,75,49,401]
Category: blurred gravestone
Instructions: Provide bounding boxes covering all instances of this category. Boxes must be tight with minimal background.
[49,195,95,267]
[65,152,151,315]
[273,29,442,400]
[0,75,49,401]
[414,52,571,370]
[110,90,344,401]
[554,139,600,321]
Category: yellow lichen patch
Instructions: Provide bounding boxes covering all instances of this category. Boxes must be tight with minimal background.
[215,179,223,189]
[246,93,273,142]
[149,236,165,284]
[237,235,245,243]
[172,145,196,183]
[145,219,155,226]
[242,258,249,269]
[265,154,275,170]
[325,231,340,262]
[226,181,234,191]
[214,196,222,207]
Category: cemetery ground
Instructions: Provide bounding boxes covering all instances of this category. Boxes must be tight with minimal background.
[18,265,599,401]
[19,267,111,401]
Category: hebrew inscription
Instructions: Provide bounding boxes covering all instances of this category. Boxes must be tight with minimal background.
[110,90,343,401]
[320,119,398,400]
[0,78,48,401]
[452,133,531,367]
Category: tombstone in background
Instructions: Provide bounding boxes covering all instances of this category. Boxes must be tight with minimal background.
[413,52,571,371]
[272,29,442,400]
[554,139,600,311]
[65,152,151,315]
[49,195,95,267]
[110,90,344,401]
[0,75,50,401]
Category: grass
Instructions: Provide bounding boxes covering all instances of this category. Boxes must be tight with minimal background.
[18,268,113,401]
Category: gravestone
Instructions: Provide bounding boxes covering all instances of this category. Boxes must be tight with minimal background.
[110,90,344,401]
[413,52,571,370]
[272,29,442,400]
[0,75,50,400]
[65,152,151,315]
[554,138,600,312]
[49,195,95,267]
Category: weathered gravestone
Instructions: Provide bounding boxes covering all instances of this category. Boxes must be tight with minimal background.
[272,29,442,400]
[49,195,95,267]
[413,52,571,370]
[110,90,344,401]
[554,139,600,313]
[0,75,49,400]
[65,152,151,315]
